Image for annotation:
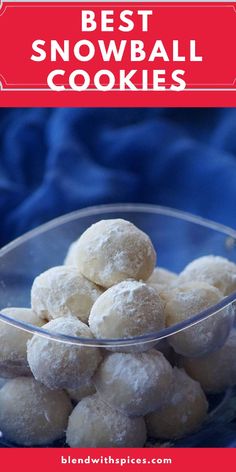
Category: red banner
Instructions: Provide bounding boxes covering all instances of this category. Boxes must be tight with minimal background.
[0,448,236,472]
[0,2,236,106]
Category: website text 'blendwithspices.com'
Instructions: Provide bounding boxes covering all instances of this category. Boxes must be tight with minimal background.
[61,454,173,467]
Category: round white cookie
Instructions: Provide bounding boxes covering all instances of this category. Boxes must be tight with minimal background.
[64,242,78,267]
[67,380,96,403]
[94,350,173,416]
[164,282,232,357]
[27,316,102,389]
[66,393,147,447]
[0,377,72,446]
[89,280,165,351]
[146,368,208,440]
[31,265,103,323]
[68,219,156,288]
[0,307,44,378]
[178,255,236,295]
[147,267,177,291]
[179,330,236,393]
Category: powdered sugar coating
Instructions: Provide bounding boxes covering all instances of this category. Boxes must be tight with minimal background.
[147,267,177,291]
[66,381,96,403]
[178,255,236,295]
[146,368,208,440]
[89,280,165,349]
[66,393,147,447]
[0,307,44,378]
[31,266,103,323]
[27,316,102,389]
[64,242,78,267]
[179,330,236,394]
[164,282,232,357]
[0,377,72,446]
[70,219,156,288]
[94,350,173,416]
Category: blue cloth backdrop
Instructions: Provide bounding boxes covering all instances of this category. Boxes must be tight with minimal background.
[0,108,236,247]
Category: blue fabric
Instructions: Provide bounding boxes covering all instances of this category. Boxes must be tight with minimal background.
[0,108,236,247]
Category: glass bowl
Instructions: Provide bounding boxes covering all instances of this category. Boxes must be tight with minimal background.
[0,203,236,448]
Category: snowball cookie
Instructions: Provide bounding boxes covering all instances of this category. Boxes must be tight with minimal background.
[146,368,208,440]
[148,267,177,290]
[31,265,103,323]
[67,380,96,403]
[66,393,147,447]
[179,330,236,394]
[27,316,102,389]
[0,377,72,446]
[178,255,236,296]
[164,282,232,357]
[64,241,78,267]
[94,350,173,416]
[89,280,165,348]
[0,307,44,378]
[71,219,156,288]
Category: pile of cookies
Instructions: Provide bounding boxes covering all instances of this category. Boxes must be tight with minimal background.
[0,218,236,447]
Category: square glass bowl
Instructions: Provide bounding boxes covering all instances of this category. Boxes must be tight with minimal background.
[0,204,236,447]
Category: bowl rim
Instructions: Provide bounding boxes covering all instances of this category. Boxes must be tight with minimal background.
[0,203,236,347]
